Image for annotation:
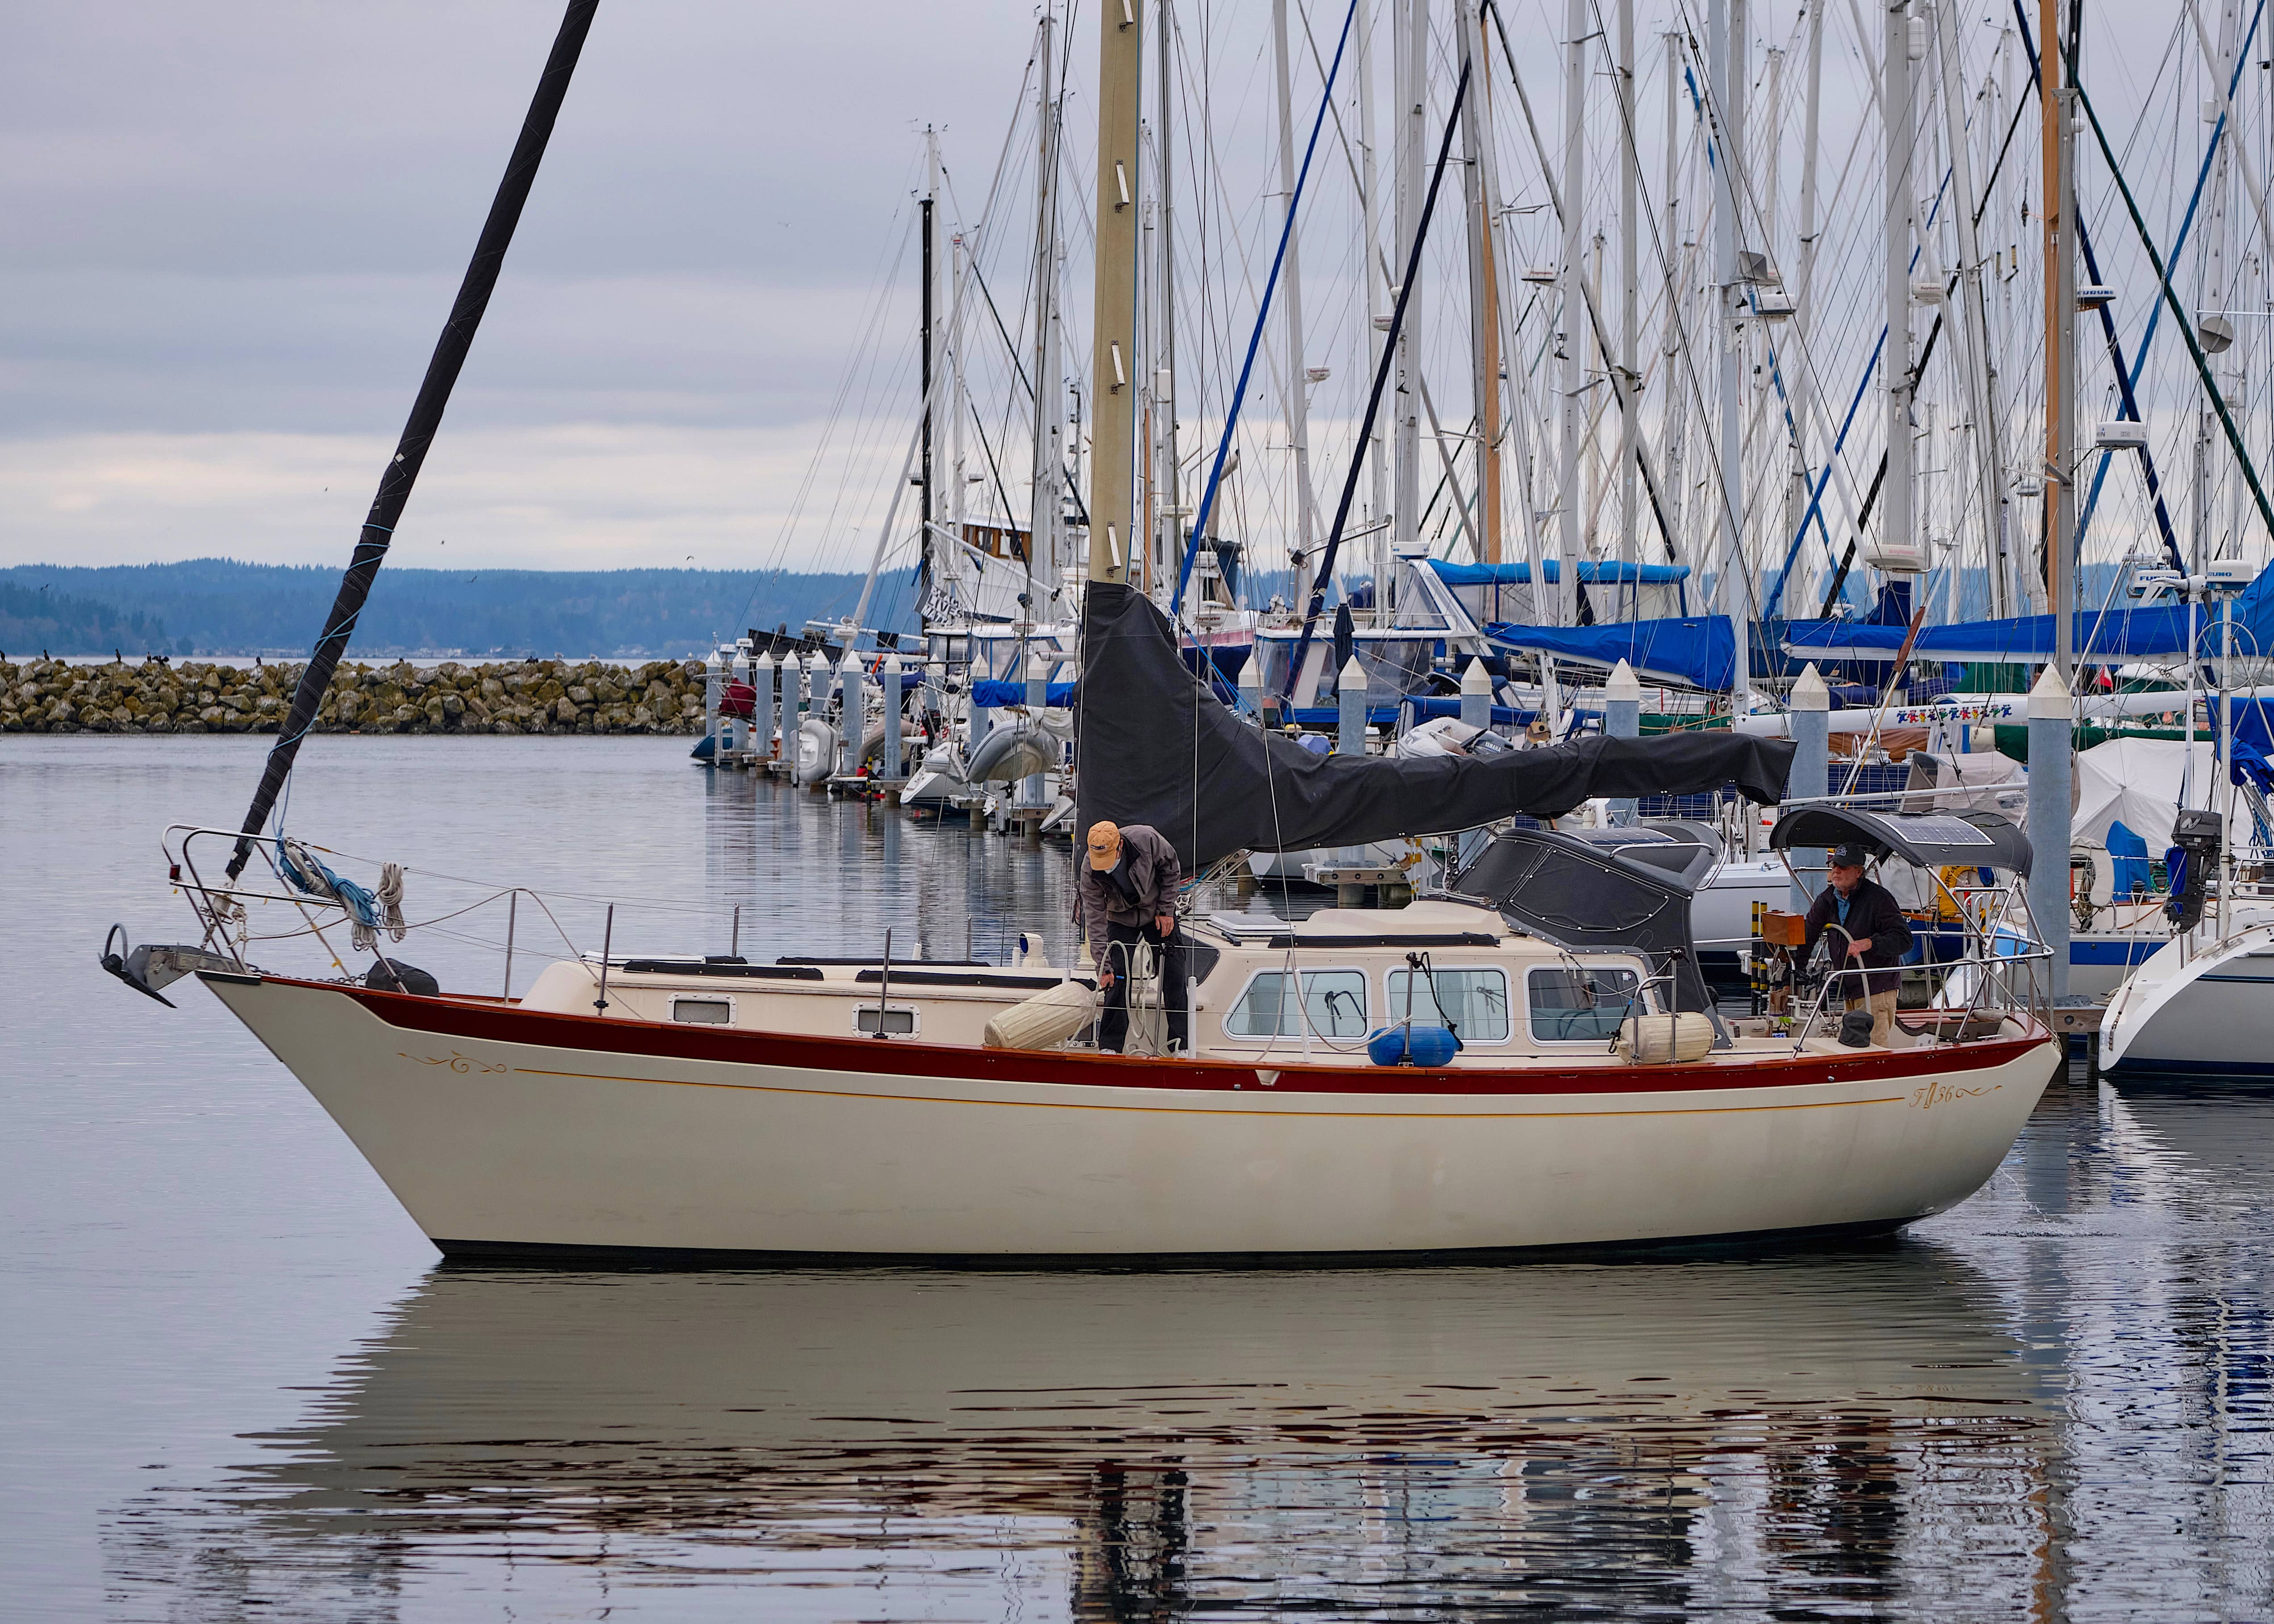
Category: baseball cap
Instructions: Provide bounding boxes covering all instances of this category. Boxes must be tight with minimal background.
[1086,821,1122,869]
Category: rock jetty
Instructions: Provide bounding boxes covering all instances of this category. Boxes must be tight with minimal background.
[0,656,710,735]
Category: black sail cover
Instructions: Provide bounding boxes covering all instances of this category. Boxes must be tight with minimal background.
[1075,582,1797,868]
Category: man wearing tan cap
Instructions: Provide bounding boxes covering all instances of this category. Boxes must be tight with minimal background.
[1078,820,1189,1053]
[1800,841,1913,1045]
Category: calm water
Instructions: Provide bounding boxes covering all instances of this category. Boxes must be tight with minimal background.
[4,736,2271,1620]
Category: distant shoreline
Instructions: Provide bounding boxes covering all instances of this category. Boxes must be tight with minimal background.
[0,559,880,663]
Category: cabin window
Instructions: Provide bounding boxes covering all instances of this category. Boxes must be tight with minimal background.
[1224,969,1370,1039]
[1525,965,1640,1043]
[1384,967,1511,1043]
[856,1006,919,1037]
[671,997,734,1025]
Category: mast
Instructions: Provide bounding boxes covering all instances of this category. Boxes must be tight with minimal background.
[1885,0,1915,627]
[1393,0,1428,565]
[1271,0,1322,584]
[1459,0,1501,565]
[1936,0,2008,618]
[1556,0,1585,627]
[1616,0,1639,572]
[1664,31,1689,559]
[1469,0,1547,584]
[2199,0,2240,573]
[1709,0,1748,703]
[1357,0,1392,597]
[1088,0,1141,584]
[1032,8,1064,602]
[920,126,938,601]
[950,229,968,538]
[227,0,598,878]
[2042,0,2074,684]
[1155,0,1179,597]
[1794,3,1823,612]
[1464,14,1501,564]
[1796,5,1823,313]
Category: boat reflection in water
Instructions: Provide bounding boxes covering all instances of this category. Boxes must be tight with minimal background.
[110,1248,2068,1619]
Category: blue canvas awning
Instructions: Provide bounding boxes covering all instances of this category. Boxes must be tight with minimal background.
[1483,617,1736,692]
[1782,564,2274,664]
[1781,609,2199,663]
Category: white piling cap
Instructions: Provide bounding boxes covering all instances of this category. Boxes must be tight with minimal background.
[839,647,863,672]
[1605,657,1643,704]
[752,649,774,672]
[807,650,830,672]
[1339,654,1368,691]
[1238,654,1264,693]
[881,651,903,675]
[1789,661,1829,711]
[2027,661,2072,719]
[1460,657,1492,695]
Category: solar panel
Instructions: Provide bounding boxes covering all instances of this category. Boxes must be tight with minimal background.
[1892,813,1994,846]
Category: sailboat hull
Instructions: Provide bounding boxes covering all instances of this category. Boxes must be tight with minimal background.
[2099,911,2274,1081]
[203,973,2057,1261]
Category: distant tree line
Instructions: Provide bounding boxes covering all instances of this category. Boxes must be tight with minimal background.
[0,560,882,658]
[0,580,170,657]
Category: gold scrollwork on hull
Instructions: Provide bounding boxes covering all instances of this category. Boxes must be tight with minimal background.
[398,1051,510,1075]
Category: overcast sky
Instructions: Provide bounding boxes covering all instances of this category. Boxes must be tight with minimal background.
[1,1,2216,584]
[1,1,1045,574]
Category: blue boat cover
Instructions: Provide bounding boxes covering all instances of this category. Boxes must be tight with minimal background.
[1482,617,1736,691]
[1430,558,1689,587]
[1782,566,2274,663]
[1405,698,1542,727]
[970,679,1076,707]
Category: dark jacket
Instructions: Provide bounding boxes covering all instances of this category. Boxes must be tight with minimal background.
[1802,874,1913,997]
[1077,823,1182,969]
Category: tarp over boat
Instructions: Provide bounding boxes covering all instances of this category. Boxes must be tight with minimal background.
[1482,616,1736,691]
[1781,607,2201,663]
[1075,581,1796,868]
[1782,568,2274,664]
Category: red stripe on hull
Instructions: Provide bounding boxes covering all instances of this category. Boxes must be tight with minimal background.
[279,977,2052,1100]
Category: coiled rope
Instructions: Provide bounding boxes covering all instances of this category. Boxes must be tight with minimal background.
[276,838,405,955]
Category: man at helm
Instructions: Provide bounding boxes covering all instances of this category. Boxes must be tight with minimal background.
[1078,820,1190,1054]
[1799,840,1913,1045]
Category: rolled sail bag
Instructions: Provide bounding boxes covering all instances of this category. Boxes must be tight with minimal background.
[1366,1025,1463,1068]
[983,980,1099,1051]
[1616,1011,1715,1064]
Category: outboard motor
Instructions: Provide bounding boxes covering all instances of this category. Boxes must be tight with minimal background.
[2165,807,2223,932]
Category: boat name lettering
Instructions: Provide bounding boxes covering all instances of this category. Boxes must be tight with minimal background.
[1909,1077,1993,1110]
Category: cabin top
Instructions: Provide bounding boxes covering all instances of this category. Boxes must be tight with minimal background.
[1195,898,1513,949]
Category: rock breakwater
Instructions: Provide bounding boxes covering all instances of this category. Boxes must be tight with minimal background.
[0,656,710,735]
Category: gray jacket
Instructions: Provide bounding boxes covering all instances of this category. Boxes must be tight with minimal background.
[1076,823,1182,967]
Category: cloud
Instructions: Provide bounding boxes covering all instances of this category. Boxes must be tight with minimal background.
[0,423,917,572]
